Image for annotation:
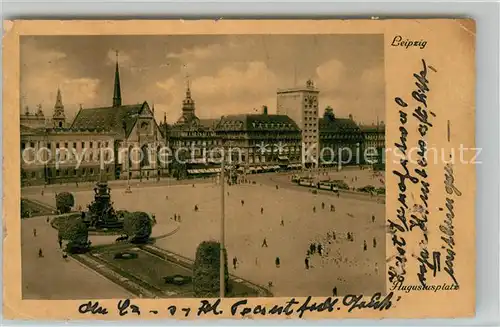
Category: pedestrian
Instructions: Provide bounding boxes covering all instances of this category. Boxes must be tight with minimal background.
[276,185,279,190]
[262,238,268,247]
[165,195,169,200]
[192,184,195,188]
[372,215,375,223]
[318,244,323,256]
[280,218,284,226]
[268,281,273,288]
[58,236,63,248]
[46,217,49,223]
[227,191,229,196]
[174,213,177,221]
[241,200,244,206]
[321,202,325,210]
[38,248,43,258]
[41,190,44,196]
[261,207,264,214]
[310,243,316,254]
[363,240,367,251]
[194,205,198,212]
[275,256,280,268]
[313,206,316,213]
[332,287,338,297]
[333,231,336,240]
[373,237,377,248]
[337,192,340,198]
[233,256,238,269]
[33,228,37,237]
[305,257,310,269]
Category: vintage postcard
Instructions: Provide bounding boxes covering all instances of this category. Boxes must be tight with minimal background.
[3,19,475,320]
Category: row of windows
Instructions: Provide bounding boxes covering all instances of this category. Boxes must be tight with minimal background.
[21,141,111,150]
[22,166,112,179]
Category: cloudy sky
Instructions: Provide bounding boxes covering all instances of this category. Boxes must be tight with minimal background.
[21,34,384,124]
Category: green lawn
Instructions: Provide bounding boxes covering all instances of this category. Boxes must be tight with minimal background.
[95,246,260,298]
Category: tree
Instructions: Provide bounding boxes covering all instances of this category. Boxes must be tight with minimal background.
[123,211,152,243]
[192,241,230,297]
[58,217,90,254]
[56,192,75,214]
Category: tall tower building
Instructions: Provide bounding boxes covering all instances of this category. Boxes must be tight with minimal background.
[113,50,122,107]
[277,79,319,167]
[52,87,66,128]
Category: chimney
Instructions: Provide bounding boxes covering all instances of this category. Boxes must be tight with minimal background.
[262,105,268,115]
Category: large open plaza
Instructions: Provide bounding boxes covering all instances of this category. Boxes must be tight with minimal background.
[22,168,385,299]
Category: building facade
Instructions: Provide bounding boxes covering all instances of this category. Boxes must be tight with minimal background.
[277,79,319,167]
[360,122,386,165]
[216,106,302,173]
[21,126,116,186]
[318,107,364,166]
[168,82,222,178]
[20,53,167,185]
[70,58,166,180]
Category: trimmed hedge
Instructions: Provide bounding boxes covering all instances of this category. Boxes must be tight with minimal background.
[56,192,75,214]
[58,218,90,254]
[123,211,152,244]
[193,241,230,297]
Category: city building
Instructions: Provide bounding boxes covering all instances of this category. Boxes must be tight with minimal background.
[70,55,166,180]
[318,107,364,166]
[277,79,319,168]
[20,53,167,185]
[168,81,222,179]
[20,104,48,129]
[21,125,116,186]
[216,105,302,173]
[360,122,386,165]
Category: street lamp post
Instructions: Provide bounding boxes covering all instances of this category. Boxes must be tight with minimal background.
[219,138,226,298]
[123,121,132,193]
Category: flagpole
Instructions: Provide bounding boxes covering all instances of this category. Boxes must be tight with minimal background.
[220,140,226,298]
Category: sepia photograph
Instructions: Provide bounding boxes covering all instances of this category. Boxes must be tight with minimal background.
[19,34,386,300]
[4,19,476,320]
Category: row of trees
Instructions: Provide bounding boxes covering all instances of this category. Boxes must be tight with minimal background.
[59,211,153,253]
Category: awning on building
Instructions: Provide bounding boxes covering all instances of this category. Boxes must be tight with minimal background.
[187,158,207,164]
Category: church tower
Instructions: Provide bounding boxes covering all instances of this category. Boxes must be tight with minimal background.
[52,87,66,128]
[181,78,196,121]
[113,50,122,107]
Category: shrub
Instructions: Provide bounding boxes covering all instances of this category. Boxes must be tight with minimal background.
[58,218,90,254]
[193,241,230,297]
[56,192,75,214]
[123,211,152,244]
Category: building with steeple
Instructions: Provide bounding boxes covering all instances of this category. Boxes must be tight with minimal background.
[20,104,47,129]
[70,50,167,180]
[52,88,66,128]
[168,78,221,179]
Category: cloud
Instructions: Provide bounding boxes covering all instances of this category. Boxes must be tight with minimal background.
[21,41,101,117]
[315,59,346,91]
[157,61,278,120]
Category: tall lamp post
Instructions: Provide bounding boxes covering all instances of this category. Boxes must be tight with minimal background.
[219,138,226,298]
[123,120,132,193]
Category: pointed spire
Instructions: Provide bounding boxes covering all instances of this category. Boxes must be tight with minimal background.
[185,74,191,99]
[55,87,63,109]
[113,50,122,107]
